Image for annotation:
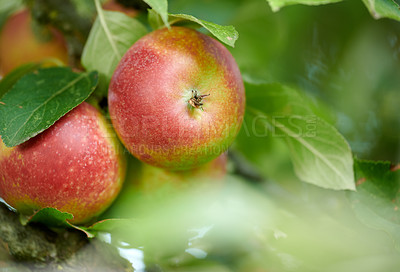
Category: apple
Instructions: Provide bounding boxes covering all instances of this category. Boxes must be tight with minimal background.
[108,26,245,170]
[103,153,227,220]
[102,0,139,17]
[136,153,228,193]
[0,102,126,224]
[0,9,69,75]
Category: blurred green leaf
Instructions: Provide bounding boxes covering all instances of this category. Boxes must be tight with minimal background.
[79,218,136,239]
[362,0,400,21]
[245,82,355,190]
[266,0,343,12]
[265,0,400,21]
[88,172,400,271]
[69,0,96,19]
[169,13,239,47]
[93,175,278,268]
[86,218,135,233]
[81,1,148,94]
[143,0,170,28]
[0,67,98,147]
[349,159,400,250]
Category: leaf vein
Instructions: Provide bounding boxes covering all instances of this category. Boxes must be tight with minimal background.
[9,73,87,143]
[95,0,121,60]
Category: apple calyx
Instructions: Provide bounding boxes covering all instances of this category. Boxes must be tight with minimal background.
[188,90,210,111]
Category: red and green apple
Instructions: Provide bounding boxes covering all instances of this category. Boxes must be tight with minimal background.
[108,26,245,170]
[136,152,228,193]
[0,102,126,224]
[102,0,139,17]
[0,9,69,75]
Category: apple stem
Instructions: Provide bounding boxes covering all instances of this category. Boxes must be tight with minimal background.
[188,90,210,111]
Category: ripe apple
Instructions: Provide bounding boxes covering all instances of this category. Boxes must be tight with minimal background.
[0,9,69,75]
[0,102,126,224]
[108,26,245,170]
[103,0,139,17]
[103,153,227,220]
[137,153,228,193]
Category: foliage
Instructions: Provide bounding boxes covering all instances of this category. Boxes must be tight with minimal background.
[81,0,148,94]
[265,0,400,21]
[0,67,98,147]
[0,62,42,99]
[143,0,169,27]
[244,82,354,190]
[266,0,343,12]
[349,159,400,250]
[168,14,239,47]
[362,0,400,20]
[0,0,399,270]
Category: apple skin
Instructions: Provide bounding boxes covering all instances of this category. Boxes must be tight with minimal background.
[137,153,227,193]
[0,102,126,224]
[108,26,245,170]
[103,0,139,17]
[0,9,69,75]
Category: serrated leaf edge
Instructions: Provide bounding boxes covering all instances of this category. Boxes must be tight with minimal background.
[168,13,238,47]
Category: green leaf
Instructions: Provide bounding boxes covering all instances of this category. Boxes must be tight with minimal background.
[0,67,98,147]
[19,207,96,238]
[72,218,139,239]
[0,63,42,99]
[169,13,239,47]
[266,0,343,12]
[148,8,164,30]
[81,0,148,94]
[82,218,136,237]
[349,159,400,250]
[143,0,170,28]
[245,82,355,190]
[0,59,65,99]
[361,0,400,21]
[20,207,74,228]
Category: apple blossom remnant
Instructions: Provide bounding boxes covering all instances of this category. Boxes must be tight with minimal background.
[188,90,210,111]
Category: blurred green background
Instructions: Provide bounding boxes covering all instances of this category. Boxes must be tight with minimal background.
[111,1,400,271]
